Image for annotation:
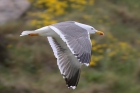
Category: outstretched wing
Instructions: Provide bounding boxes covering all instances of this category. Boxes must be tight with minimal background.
[49,21,92,66]
[47,37,81,89]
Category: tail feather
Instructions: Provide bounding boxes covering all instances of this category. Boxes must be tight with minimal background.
[20,31,34,36]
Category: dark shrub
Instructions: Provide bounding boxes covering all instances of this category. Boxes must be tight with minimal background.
[0,33,8,66]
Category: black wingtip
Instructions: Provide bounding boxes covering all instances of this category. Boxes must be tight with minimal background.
[65,69,81,89]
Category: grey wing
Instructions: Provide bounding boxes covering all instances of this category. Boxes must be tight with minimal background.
[47,37,81,89]
[64,35,91,66]
[49,23,92,66]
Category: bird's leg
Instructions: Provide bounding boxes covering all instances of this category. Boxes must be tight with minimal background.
[28,33,39,36]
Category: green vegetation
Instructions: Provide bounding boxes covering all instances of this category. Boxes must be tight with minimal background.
[0,0,140,93]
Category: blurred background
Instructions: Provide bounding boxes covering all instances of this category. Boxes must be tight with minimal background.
[0,0,140,93]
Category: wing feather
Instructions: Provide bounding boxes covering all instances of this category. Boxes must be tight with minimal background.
[49,22,92,66]
[47,37,81,89]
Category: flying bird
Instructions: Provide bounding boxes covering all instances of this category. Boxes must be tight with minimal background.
[20,21,104,89]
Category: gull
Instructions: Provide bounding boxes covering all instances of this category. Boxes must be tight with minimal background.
[20,21,104,89]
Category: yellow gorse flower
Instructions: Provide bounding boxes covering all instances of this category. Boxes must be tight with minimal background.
[29,0,95,27]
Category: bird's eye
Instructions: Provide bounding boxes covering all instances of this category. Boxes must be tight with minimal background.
[91,28,93,30]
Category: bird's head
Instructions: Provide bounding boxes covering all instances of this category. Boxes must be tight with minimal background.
[75,22,104,36]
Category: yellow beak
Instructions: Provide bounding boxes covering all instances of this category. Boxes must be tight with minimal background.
[95,31,104,36]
